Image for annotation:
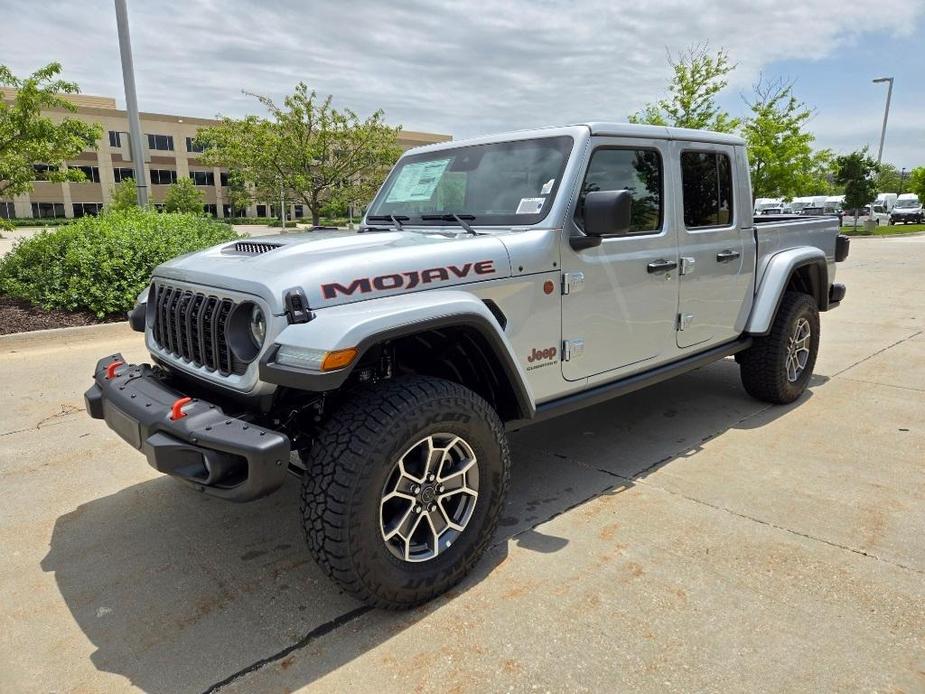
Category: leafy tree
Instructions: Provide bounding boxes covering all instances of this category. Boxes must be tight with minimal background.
[904,166,925,199]
[629,44,740,133]
[743,78,834,198]
[0,62,102,198]
[874,163,903,193]
[164,176,205,213]
[833,149,879,228]
[224,171,251,217]
[198,83,402,225]
[108,177,139,211]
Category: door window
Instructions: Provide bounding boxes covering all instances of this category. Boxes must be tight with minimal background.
[577,148,662,233]
[681,151,734,227]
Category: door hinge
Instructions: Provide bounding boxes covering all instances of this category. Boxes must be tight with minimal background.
[561,272,585,295]
[677,313,694,331]
[679,257,696,276]
[562,338,585,361]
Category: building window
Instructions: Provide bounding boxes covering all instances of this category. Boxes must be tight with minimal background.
[186,136,206,153]
[256,204,267,217]
[113,167,136,183]
[294,204,304,218]
[150,169,178,185]
[146,133,174,151]
[72,202,103,218]
[109,130,122,148]
[73,165,101,183]
[32,163,58,181]
[31,202,66,219]
[203,204,217,217]
[680,151,734,228]
[0,202,15,219]
[219,172,230,187]
[189,170,215,186]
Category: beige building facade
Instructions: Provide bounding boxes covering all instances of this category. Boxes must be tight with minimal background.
[0,92,451,220]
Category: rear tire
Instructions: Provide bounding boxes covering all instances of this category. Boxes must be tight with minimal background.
[739,291,820,404]
[301,376,510,609]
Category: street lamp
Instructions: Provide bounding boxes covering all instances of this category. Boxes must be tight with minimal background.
[872,77,894,164]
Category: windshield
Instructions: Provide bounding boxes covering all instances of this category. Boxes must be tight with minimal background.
[791,201,811,211]
[895,199,920,208]
[367,136,573,226]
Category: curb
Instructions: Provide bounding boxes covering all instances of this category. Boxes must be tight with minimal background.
[0,321,135,351]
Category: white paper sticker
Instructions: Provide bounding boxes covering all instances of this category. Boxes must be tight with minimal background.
[516,197,546,214]
[385,158,451,202]
[540,178,555,195]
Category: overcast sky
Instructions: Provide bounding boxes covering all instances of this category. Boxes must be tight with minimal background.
[3,0,924,169]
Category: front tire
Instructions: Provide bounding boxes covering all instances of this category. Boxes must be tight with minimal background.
[301,376,510,609]
[739,291,820,404]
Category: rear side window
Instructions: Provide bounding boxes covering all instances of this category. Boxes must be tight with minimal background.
[579,148,662,233]
[681,151,734,227]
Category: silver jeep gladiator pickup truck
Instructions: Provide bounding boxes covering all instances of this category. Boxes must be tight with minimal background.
[85,123,849,608]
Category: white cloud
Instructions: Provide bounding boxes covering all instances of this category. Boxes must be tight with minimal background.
[2,0,923,164]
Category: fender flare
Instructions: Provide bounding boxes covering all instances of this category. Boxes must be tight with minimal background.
[259,290,536,420]
[746,247,828,336]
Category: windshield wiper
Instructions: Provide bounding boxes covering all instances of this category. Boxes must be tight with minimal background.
[420,214,478,236]
[366,214,409,231]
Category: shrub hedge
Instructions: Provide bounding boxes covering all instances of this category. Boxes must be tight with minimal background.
[0,208,239,317]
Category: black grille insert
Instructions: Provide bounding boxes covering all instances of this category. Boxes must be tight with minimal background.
[152,283,243,375]
[231,241,281,254]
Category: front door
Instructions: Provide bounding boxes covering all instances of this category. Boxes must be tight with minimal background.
[674,144,753,349]
[561,138,680,381]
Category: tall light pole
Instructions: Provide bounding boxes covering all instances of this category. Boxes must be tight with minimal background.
[114,0,148,206]
[872,77,894,165]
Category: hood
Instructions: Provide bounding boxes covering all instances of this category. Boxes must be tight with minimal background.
[153,229,513,315]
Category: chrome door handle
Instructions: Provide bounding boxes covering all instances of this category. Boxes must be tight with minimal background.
[716,249,740,262]
[647,259,678,273]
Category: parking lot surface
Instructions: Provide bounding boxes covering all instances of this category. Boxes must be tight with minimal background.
[1,237,923,693]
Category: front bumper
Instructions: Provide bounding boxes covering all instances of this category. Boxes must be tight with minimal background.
[85,353,290,502]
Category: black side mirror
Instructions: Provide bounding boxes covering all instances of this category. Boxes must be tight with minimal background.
[583,189,633,237]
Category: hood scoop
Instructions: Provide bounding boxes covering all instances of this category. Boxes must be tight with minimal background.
[227,240,282,255]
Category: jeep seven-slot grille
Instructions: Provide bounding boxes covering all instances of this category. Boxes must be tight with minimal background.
[151,283,244,375]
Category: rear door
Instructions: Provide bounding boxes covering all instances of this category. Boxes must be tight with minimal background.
[674,143,754,349]
[560,137,680,381]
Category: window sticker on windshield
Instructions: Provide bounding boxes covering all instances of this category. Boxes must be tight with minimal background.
[516,197,545,214]
[540,178,555,195]
[385,159,451,202]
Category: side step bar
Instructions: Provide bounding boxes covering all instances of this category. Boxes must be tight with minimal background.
[507,337,752,431]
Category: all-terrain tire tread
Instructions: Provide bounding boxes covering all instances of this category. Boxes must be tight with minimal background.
[300,375,510,609]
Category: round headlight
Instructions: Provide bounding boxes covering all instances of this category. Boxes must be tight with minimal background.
[227,301,266,364]
[249,305,266,347]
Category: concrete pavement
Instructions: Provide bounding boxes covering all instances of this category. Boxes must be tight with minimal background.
[0,237,923,692]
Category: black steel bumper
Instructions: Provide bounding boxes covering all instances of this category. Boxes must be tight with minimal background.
[84,353,290,502]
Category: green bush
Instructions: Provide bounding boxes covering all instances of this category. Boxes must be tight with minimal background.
[0,207,239,317]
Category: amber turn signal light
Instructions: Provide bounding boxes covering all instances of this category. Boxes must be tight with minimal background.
[321,347,358,371]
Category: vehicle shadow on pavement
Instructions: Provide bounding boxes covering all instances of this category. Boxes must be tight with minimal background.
[41,358,815,692]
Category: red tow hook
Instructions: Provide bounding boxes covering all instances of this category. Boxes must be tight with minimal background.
[170,397,193,421]
[105,360,125,380]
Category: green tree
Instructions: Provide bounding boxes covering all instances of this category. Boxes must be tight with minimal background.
[629,45,740,133]
[905,167,925,199]
[833,149,879,228]
[224,171,251,217]
[164,176,205,213]
[0,62,102,198]
[874,163,902,192]
[743,78,834,198]
[198,83,402,225]
[108,177,139,211]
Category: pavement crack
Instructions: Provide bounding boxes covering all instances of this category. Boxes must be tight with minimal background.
[564,458,924,577]
[832,329,923,378]
[202,605,372,693]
